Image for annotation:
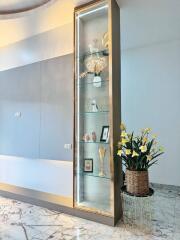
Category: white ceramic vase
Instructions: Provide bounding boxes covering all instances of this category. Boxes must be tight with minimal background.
[93,75,102,87]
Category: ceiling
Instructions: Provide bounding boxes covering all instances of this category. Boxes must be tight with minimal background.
[0,0,179,50]
[0,0,74,48]
[0,0,53,14]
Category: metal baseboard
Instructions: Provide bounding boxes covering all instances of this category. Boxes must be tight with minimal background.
[0,182,115,226]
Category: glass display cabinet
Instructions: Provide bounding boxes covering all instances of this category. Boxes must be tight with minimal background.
[74,0,122,225]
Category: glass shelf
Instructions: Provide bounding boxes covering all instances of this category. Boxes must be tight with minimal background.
[77,80,109,86]
[79,110,109,115]
[79,141,109,144]
[77,49,109,61]
[82,172,110,180]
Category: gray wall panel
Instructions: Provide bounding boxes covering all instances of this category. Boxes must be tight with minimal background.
[40,55,73,160]
[0,54,73,161]
[0,63,41,158]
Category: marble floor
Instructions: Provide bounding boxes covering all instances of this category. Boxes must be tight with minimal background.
[0,185,180,240]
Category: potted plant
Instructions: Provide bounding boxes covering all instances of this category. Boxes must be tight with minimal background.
[117,124,164,196]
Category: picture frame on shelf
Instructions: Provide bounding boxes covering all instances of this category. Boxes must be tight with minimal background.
[100,126,109,142]
[84,159,93,173]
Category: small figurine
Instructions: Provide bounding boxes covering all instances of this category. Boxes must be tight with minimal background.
[83,134,90,142]
[91,132,97,142]
[91,100,98,112]
[88,44,99,54]
[88,39,99,53]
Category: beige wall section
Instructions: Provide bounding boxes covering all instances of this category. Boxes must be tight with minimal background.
[0,0,74,48]
[0,23,73,71]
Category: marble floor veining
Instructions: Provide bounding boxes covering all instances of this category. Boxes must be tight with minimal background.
[0,185,180,240]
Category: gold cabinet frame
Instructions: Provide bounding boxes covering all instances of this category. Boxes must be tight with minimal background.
[73,0,122,226]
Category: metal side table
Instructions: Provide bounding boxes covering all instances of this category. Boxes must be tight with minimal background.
[121,186,154,233]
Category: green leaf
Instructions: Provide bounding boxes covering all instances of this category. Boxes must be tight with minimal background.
[147,139,154,154]
[147,160,158,168]
[152,152,163,160]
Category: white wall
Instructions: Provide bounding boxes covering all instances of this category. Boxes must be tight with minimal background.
[0,155,73,197]
[0,25,74,198]
[121,40,180,186]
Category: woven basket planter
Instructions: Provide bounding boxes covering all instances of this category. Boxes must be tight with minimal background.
[126,169,149,196]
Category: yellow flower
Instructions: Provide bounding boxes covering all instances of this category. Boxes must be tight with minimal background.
[121,131,127,138]
[121,138,129,145]
[120,123,126,131]
[142,128,151,134]
[142,137,148,145]
[139,145,147,153]
[152,134,157,139]
[132,151,139,157]
[117,150,123,156]
[145,128,152,133]
[146,155,152,161]
[125,149,131,155]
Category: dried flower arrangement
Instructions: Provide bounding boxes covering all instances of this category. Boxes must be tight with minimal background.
[80,55,107,79]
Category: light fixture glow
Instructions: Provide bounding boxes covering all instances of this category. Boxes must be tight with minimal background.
[77,4,108,18]
[76,14,80,204]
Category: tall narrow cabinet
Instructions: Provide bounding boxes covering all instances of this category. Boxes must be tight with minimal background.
[74,0,122,226]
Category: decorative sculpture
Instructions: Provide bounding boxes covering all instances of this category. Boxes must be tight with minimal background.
[98,146,106,177]
[91,99,98,112]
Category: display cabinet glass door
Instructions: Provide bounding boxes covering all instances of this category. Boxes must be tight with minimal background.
[74,0,113,215]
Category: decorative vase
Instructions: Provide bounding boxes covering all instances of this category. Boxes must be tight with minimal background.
[93,75,102,87]
[98,146,106,177]
[126,169,149,196]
